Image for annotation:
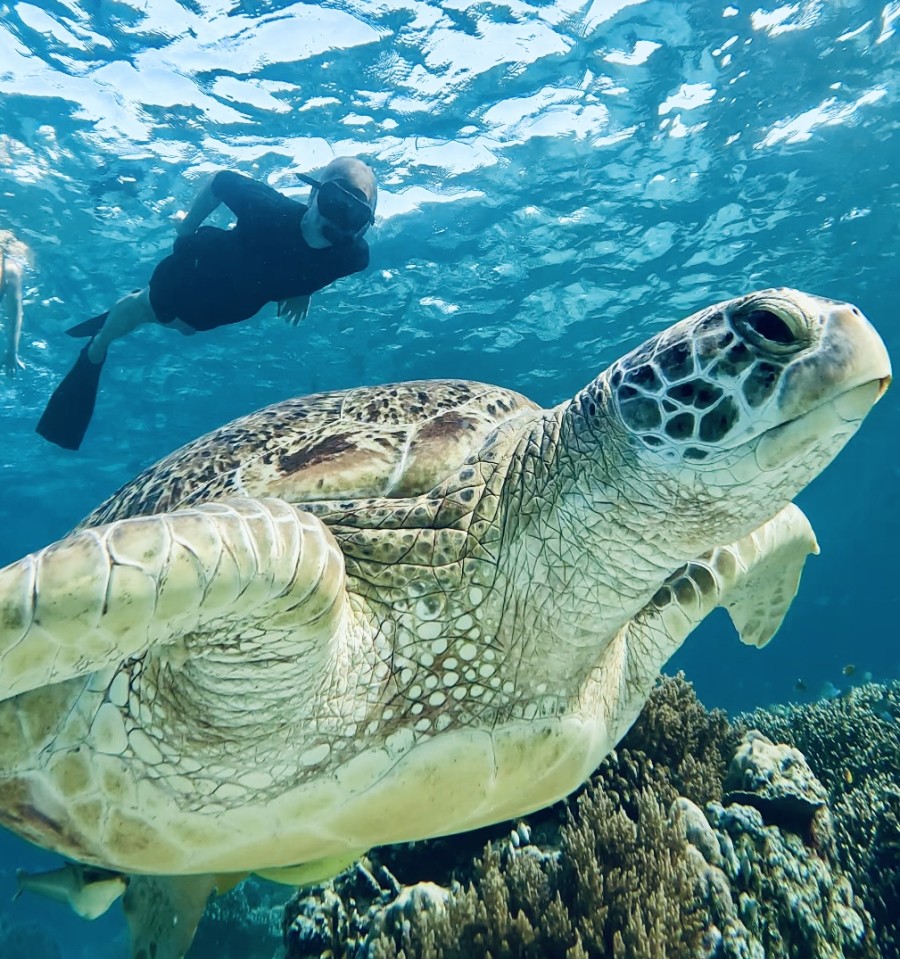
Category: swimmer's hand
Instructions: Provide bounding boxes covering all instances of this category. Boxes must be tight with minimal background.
[278,295,311,326]
[176,175,221,237]
[3,350,24,375]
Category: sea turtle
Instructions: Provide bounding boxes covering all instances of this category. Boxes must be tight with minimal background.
[0,288,890,958]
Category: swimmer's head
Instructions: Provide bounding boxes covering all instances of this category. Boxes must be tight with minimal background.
[300,157,377,247]
[320,157,378,212]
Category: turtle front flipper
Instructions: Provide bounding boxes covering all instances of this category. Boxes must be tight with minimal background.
[0,497,347,701]
[717,504,820,648]
[637,502,818,658]
[603,503,818,731]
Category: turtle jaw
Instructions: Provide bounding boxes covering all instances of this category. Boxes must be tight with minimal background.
[752,297,891,472]
[755,378,884,472]
[776,296,891,421]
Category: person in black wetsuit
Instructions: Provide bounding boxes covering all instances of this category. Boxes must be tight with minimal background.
[37,156,377,450]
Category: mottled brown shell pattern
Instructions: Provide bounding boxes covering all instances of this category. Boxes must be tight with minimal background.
[79,379,538,530]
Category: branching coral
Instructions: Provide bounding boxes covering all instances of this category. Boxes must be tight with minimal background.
[283,675,883,959]
[285,782,715,959]
[615,671,737,808]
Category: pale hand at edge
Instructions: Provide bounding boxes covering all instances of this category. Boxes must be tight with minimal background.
[2,351,24,375]
[278,295,312,327]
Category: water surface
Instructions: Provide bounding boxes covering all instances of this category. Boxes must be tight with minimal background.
[0,1,897,955]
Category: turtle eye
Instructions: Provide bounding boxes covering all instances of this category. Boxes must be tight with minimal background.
[733,306,804,355]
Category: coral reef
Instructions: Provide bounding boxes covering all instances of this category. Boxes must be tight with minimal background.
[723,731,830,842]
[280,675,887,959]
[742,681,900,956]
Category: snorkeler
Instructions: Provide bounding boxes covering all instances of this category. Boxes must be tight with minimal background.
[36,156,377,450]
[0,229,28,375]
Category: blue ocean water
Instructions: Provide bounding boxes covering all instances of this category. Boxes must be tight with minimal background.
[0,0,897,955]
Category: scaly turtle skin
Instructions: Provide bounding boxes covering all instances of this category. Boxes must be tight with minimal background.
[0,288,890,957]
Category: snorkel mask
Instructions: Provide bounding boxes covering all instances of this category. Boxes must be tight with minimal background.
[299,172,375,244]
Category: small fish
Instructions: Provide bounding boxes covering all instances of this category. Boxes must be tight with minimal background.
[14,863,127,920]
[793,679,808,692]
[817,681,842,701]
[871,698,896,724]
[842,664,857,677]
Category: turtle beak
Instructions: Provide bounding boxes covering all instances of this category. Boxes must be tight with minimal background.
[779,299,891,423]
[822,302,892,405]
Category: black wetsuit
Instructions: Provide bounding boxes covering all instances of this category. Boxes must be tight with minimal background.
[148,171,369,331]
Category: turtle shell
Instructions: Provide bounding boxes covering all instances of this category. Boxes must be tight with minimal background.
[80,379,537,529]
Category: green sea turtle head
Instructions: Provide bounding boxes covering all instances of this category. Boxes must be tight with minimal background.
[577,288,890,547]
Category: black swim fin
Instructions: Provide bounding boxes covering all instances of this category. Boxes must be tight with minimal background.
[66,312,109,338]
[36,344,105,451]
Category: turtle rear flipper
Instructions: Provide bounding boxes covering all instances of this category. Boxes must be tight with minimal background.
[0,497,347,702]
[15,862,126,920]
[257,851,365,886]
[124,874,217,959]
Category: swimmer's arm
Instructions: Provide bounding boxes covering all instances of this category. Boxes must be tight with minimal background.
[175,174,222,236]
[277,295,312,326]
[2,261,24,374]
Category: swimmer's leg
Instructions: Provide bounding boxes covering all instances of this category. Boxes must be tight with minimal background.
[87,287,156,363]
[36,289,156,450]
[2,261,25,374]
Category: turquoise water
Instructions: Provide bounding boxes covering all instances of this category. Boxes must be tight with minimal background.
[0,0,897,955]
